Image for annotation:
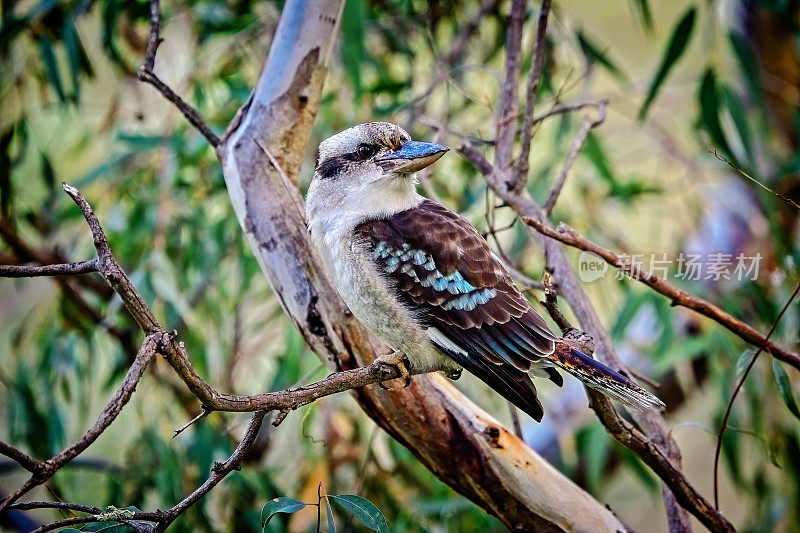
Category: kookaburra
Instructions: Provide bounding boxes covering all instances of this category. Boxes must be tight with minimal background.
[305,122,662,421]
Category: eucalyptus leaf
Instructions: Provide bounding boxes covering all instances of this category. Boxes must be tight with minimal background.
[772,360,800,421]
[260,497,307,528]
[38,36,66,102]
[326,496,337,533]
[329,494,390,533]
[638,7,695,120]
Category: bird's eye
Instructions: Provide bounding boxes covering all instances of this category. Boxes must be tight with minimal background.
[357,144,377,159]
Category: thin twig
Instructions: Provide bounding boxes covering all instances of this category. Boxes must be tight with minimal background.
[173,409,210,438]
[507,402,524,439]
[543,101,606,214]
[494,0,527,174]
[0,259,98,277]
[522,216,800,370]
[58,183,406,412]
[0,441,43,473]
[713,281,800,509]
[136,0,221,147]
[514,0,551,189]
[530,99,605,127]
[711,149,800,210]
[9,501,102,514]
[152,410,267,532]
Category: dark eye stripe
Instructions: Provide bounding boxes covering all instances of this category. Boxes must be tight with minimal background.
[315,146,379,180]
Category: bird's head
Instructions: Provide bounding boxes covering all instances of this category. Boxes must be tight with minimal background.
[306,122,448,229]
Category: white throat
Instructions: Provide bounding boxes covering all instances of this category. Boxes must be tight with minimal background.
[306,171,423,244]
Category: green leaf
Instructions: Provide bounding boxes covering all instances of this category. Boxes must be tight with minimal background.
[726,426,782,468]
[578,31,626,80]
[611,290,648,340]
[638,7,696,120]
[38,35,66,102]
[260,497,307,528]
[325,496,337,533]
[722,86,753,160]
[728,32,761,106]
[329,495,390,533]
[63,21,92,101]
[773,360,800,421]
[697,68,732,156]
[631,0,653,31]
[583,132,615,184]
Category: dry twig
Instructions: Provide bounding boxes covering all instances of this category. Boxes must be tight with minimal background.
[522,216,800,370]
[136,0,221,147]
[0,259,98,277]
[543,101,606,213]
[514,0,552,189]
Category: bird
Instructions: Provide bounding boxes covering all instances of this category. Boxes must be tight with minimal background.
[305,122,663,421]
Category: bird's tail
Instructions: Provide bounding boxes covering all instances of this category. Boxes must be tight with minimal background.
[547,344,664,411]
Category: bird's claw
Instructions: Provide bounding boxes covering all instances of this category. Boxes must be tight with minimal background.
[444,367,462,380]
[376,351,412,390]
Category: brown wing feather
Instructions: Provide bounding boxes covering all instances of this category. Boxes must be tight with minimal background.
[355,199,560,397]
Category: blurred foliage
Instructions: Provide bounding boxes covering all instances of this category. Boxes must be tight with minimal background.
[1,0,799,532]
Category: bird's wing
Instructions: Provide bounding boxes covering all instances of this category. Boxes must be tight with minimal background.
[354,199,560,421]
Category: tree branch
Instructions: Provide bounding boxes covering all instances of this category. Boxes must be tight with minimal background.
[514,0,551,188]
[136,0,221,147]
[459,142,694,532]
[538,293,733,532]
[588,391,734,532]
[543,101,606,213]
[522,216,800,370]
[0,332,160,513]
[0,442,43,473]
[493,0,527,173]
[0,258,98,277]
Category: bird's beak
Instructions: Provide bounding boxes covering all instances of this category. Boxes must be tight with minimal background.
[375,141,449,173]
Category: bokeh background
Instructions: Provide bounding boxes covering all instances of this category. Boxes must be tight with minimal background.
[1,0,799,531]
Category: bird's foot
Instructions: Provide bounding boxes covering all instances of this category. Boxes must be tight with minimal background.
[376,350,412,390]
[444,367,462,380]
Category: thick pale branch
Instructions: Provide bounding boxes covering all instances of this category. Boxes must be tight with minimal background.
[524,216,800,370]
